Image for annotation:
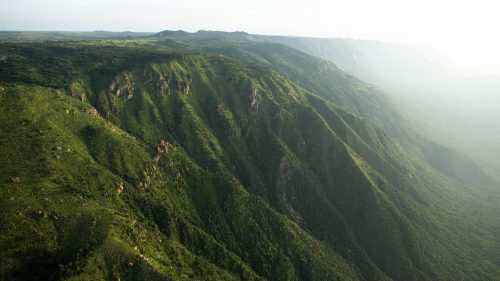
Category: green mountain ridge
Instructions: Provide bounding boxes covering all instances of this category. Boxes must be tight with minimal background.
[0,31,154,42]
[246,31,500,180]
[152,31,497,187]
[1,32,499,281]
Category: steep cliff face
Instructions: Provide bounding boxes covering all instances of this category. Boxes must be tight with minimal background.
[1,38,500,281]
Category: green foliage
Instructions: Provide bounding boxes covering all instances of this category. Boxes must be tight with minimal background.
[1,32,500,281]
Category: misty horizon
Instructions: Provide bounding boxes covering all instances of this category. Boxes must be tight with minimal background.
[2,0,500,76]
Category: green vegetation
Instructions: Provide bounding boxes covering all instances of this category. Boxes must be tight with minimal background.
[1,32,500,281]
[0,31,153,42]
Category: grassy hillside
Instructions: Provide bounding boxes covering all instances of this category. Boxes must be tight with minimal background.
[1,35,500,281]
[254,33,500,180]
[0,31,153,42]
[0,65,359,281]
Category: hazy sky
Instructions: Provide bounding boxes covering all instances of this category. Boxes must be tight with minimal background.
[1,0,499,75]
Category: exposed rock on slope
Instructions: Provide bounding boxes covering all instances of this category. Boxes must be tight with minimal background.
[277,156,303,224]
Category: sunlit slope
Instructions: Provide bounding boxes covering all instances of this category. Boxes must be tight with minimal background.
[154,31,496,188]
[1,40,500,281]
[0,77,358,281]
[155,31,405,137]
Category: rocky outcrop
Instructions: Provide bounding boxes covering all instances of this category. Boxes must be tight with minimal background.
[248,87,260,110]
[144,70,170,94]
[156,140,172,154]
[139,140,175,191]
[117,181,125,194]
[179,80,190,95]
[144,68,191,95]
[84,107,98,116]
[11,176,20,184]
[69,80,87,102]
[217,104,225,118]
[277,156,303,223]
[109,73,135,100]
[171,74,192,95]
[69,88,85,102]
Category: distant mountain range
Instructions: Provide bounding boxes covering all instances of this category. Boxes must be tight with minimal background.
[252,33,500,179]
